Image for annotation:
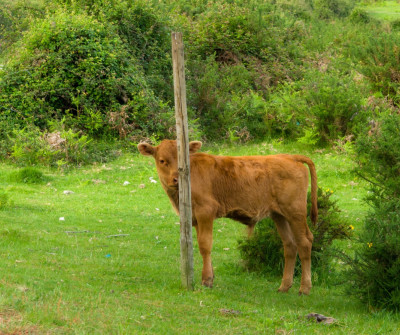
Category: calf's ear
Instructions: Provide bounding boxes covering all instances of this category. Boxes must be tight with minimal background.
[138,142,155,156]
[189,141,202,153]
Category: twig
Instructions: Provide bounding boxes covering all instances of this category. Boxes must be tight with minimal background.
[64,230,100,234]
[106,234,130,238]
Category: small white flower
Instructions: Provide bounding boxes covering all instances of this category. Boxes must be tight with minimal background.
[59,217,65,221]
[63,190,74,195]
[123,181,130,186]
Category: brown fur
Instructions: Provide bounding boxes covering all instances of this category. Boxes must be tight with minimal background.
[138,139,318,294]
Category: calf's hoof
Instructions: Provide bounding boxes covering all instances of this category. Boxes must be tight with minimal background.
[298,286,311,295]
[202,277,214,288]
[277,282,292,293]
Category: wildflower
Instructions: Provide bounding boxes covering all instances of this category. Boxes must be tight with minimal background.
[349,225,354,230]
[367,242,373,248]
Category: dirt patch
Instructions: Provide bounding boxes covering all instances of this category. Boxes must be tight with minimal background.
[0,309,40,335]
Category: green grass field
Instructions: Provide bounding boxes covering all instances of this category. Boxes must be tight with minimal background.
[363,0,400,20]
[0,142,399,334]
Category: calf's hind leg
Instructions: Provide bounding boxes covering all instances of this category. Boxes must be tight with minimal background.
[287,214,313,295]
[272,213,297,293]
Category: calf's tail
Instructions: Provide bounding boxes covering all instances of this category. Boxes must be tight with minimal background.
[293,155,318,225]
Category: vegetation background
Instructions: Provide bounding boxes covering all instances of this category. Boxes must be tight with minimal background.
[1,0,400,333]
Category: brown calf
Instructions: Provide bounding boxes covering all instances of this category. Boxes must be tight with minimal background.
[138,140,318,295]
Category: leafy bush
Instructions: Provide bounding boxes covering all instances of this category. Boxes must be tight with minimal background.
[0,0,46,54]
[347,31,400,104]
[187,56,268,141]
[238,187,352,283]
[314,0,356,19]
[349,7,372,24]
[347,111,400,311]
[0,9,173,139]
[265,72,368,143]
[46,0,173,101]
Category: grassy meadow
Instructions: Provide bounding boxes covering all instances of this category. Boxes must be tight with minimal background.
[1,142,399,334]
[363,0,400,20]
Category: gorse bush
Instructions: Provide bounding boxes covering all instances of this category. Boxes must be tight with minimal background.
[238,187,352,283]
[347,111,400,311]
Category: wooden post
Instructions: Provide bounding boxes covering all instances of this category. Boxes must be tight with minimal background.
[171,32,194,290]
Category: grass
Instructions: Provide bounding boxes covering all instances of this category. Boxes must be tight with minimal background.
[0,141,399,334]
[362,0,400,21]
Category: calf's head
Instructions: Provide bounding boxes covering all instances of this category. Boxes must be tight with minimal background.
[137,140,202,190]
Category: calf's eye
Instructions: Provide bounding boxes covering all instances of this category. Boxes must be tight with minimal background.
[159,159,165,164]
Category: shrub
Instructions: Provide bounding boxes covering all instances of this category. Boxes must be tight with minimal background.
[238,187,352,283]
[188,56,269,141]
[347,31,400,103]
[346,111,400,311]
[0,9,173,139]
[0,0,46,54]
[349,8,372,24]
[314,0,356,19]
[46,0,173,101]
[265,72,368,143]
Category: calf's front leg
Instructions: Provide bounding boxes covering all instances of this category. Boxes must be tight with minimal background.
[194,218,214,287]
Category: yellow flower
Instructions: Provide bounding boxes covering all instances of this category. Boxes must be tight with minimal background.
[349,225,354,230]
[367,242,373,248]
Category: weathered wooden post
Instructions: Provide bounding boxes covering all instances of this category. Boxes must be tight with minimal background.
[171,32,194,290]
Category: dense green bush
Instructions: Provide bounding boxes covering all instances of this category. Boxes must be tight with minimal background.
[265,71,368,143]
[0,0,46,54]
[0,10,173,139]
[347,111,400,311]
[187,56,269,141]
[238,187,352,283]
[347,31,400,103]
[182,1,310,141]
[349,7,372,24]
[314,0,356,19]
